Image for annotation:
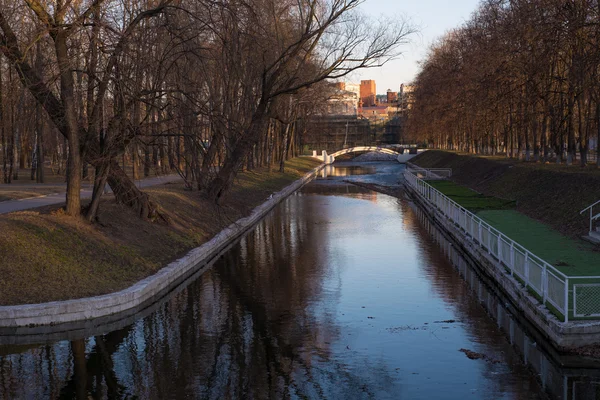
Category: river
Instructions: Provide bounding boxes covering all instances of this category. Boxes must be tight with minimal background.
[0,161,598,399]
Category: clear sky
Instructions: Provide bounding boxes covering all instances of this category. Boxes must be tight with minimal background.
[348,0,481,94]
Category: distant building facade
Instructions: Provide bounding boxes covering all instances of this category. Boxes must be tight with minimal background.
[358,106,389,121]
[399,83,414,110]
[360,80,377,107]
[387,89,398,103]
[327,82,360,115]
[345,83,361,101]
[301,115,372,152]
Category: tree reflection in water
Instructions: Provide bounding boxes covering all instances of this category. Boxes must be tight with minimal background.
[0,189,393,399]
[1,167,582,400]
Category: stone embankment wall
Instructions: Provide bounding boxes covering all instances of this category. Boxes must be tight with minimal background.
[0,163,325,328]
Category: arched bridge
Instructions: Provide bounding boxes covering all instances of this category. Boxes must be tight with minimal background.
[329,146,399,158]
[311,145,425,164]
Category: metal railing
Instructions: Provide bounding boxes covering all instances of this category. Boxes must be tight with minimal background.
[580,200,600,235]
[406,162,452,180]
[404,170,600,322]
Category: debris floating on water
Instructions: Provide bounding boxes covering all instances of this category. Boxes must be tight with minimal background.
[459,348,502,364]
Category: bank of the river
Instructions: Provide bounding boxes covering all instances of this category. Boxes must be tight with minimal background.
[0,157,322,307]
[410,150,600,238]
[0,161,563,399]
[400,168,600,353]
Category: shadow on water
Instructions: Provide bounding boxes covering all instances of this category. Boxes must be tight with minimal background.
[0,162,599,399]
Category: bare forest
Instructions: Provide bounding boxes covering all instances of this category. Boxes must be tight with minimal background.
[0,0,412,221]
[408,0,600,167]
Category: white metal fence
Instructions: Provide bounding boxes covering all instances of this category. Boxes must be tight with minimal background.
[404,169,600,322]
[406,162,452,180]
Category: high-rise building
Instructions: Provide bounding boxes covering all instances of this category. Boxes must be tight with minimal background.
[360,80,376,107]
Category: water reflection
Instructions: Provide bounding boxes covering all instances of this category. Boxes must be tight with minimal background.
[409,200,600,400]
[319,164,376,178]
[0,163,599,399]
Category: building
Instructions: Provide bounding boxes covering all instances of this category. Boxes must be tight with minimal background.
[360,80,377,107]
[345,83,360,101]
[376,94,387,104]
[326,82,359,115]
[358,105,390,122]
[301,115,372,152]
[399,83,414,110]
[387,89,398,104]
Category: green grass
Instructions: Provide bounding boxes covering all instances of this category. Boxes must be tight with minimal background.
[477,210,600,276]
[426,180,515,211]
[424,178,599,277]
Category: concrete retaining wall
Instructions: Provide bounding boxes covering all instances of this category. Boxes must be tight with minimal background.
[405,183,600,350]
[0,163,325,328]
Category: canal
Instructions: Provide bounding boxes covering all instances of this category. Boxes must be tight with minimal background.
[0,162,598,399]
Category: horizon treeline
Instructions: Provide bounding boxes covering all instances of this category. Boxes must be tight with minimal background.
[408,0,600,166]
[0,0,412,221]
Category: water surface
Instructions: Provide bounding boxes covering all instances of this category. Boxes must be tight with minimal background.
[0,162,597,399]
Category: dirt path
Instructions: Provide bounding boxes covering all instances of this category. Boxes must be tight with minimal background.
[0,174,182,214]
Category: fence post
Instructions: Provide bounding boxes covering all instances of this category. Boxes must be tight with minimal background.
[524,252,529,286]
[510,242,514,270]
[542,265,548,304]
[564,277,569,323]
[497,233,503,263]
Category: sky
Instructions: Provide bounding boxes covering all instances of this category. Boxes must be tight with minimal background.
[348,0,481,94]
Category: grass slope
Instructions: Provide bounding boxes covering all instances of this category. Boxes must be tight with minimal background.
[412,150,600,238]
[426,180,515,211]
[0,157,321,305]
[478,210,600,275]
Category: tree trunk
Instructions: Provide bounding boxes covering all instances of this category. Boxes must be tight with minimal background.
[566,94,575,165]
[279,123,290,173]
[198,130,220,191]
[207,100,269,202]
[31,129,37,180]
[36,106,44,182]
[106,161,164,221]
[85,161,110,222]
[55,29,82,216]
[71,339,88,400]
[597,101,600,168]
[144,144,150,177]
[0,55,6,183]
[11,125,18,180]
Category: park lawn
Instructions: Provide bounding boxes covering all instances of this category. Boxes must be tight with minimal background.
[0,157,322,305]
[426,180,515,211]
[477,210,600,276]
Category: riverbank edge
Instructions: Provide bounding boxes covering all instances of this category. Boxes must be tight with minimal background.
[0,162,325,328]
[404,180,600,350]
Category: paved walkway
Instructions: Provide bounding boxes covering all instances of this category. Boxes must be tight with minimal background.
[0,174,182,214]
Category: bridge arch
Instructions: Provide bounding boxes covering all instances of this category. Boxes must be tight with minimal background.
[328,146,399,158]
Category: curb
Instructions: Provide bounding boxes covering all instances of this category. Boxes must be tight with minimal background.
[0,164,325,328]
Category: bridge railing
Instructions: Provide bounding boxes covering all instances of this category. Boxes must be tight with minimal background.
[404,169,600,322]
